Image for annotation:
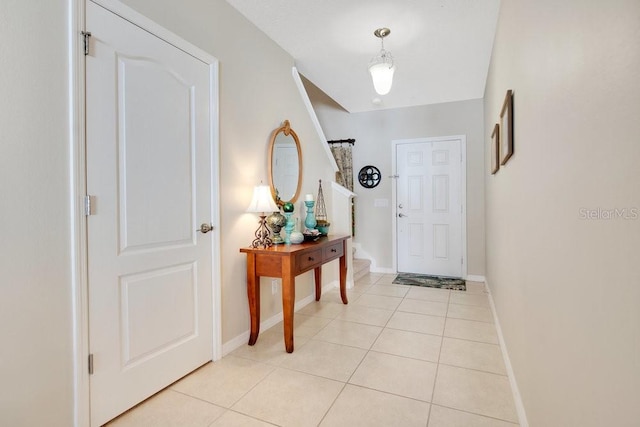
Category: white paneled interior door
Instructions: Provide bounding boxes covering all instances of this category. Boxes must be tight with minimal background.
[86,2,215,425]
[396,139,463,277]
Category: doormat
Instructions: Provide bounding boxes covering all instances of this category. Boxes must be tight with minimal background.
[393,273,466,291]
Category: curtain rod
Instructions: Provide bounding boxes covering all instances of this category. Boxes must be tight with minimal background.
[327,138,355,145]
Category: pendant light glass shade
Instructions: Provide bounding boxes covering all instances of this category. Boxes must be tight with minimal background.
[368,55,395,95]
[368,28,395,96]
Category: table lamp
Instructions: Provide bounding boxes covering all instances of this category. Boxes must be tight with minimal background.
[247,184,279,248]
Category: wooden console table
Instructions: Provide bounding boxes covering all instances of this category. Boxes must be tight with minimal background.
[240,234,350,353]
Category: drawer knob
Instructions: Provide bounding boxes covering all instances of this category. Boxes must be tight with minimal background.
[330,248,337,253]
[308,257,315,261]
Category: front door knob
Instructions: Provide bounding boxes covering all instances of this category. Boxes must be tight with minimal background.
[398,213,407,218]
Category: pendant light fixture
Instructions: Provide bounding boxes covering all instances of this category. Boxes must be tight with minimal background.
[368,27,395,95]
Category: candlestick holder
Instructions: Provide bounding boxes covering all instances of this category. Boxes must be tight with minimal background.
[304,200,317,230]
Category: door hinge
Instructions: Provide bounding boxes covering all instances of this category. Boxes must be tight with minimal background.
[88,354,94,375]
[461,258,464,265]
[84,195,94,216]
[81,31,92,56]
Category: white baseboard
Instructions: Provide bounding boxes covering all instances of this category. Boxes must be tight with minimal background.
[485,279,529,427]
[221,330,251,356]
[352,243,396,275]
[370,267,396,274]
[222,282,336,356]
[466,274,486,283]
[352,242,363,254]
[326,278,355,290]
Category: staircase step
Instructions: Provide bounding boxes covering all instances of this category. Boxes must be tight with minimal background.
[353,258,371,282]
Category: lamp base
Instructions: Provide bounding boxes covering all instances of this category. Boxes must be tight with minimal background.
[271,232,284,244]
[251,215,273,249]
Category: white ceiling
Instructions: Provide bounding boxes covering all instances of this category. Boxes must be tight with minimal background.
[224,0,500,113]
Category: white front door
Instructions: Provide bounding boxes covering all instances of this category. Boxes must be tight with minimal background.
[396,139,463,277]
[86,2,215,425]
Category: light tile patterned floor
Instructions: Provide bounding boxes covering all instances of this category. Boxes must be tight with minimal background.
[107,275,519,427]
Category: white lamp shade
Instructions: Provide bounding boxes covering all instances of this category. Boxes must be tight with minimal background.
[247,185,279,213]
[369,62,395,95]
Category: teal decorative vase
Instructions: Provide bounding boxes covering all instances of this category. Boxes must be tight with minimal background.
[304,200,317,230]
[283,212,294,244]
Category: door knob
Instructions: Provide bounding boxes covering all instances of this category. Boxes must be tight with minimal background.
[398,213,407,218]
[197,223,214,233]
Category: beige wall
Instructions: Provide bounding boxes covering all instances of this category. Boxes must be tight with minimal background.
[484,1,640,425]
[305,79,486,276]
[118,0,337,346]
[1,0,336,424]
[0,1,74,425]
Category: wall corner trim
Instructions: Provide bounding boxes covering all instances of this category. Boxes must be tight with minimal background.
[331,181,357,198]
[486,279,530,427]
[291,67,339,172]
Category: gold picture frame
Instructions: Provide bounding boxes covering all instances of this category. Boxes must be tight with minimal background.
[491,123,500,174]
[500,89,514,165]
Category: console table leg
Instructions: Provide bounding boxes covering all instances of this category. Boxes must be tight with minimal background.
[282,258,295,353]
[246,254,260,345]
[314,267,322,301]
[339,244,348,304]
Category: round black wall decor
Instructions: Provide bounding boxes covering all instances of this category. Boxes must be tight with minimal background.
[358,165,381,189]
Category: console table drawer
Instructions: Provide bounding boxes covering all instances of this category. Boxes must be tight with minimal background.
[295,249,323,273]
[323,241,344,261]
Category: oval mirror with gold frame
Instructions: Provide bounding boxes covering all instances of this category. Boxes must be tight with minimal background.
[268,120,302,205]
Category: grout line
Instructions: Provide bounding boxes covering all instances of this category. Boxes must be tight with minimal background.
[341,274,399,387]
[436,360,509,377]
[226,363,278,409]
[207,409,281,426]
[309,336,379,353]
[426,289,450,427]
[316,382,348,426]
[361,347,440,366]
[133,277,517,426]
[340,382,434,405]
[310,278,392,427]
[428,403,520,426]
[168,388,227,409]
